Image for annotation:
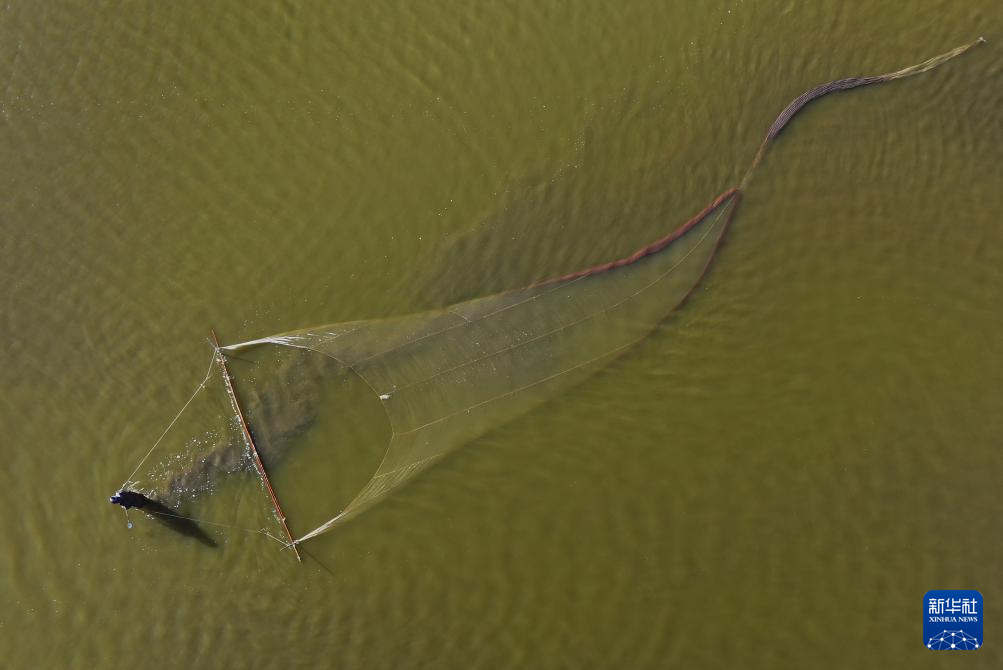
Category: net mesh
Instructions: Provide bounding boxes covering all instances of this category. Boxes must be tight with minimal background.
[227,190,740,540]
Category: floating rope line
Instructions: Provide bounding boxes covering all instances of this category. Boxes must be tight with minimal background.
[120,350,218,489]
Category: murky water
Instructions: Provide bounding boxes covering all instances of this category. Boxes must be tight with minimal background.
[2,1,1001,667]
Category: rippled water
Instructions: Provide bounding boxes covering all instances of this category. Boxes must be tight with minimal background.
[2,1,1001,667]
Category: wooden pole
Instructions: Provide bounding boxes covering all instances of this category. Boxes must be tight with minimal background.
[210,329,301,562]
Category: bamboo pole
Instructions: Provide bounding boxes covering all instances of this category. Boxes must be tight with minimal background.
[210,329,301,562]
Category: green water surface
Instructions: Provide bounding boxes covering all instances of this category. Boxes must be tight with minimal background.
[2,1,1001,668]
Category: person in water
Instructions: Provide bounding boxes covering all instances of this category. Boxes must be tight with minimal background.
[109,489,152,510]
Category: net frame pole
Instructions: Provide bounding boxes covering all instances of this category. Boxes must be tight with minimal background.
[210,329,302,562]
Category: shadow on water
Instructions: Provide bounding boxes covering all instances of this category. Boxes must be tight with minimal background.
[112,492,218,548]
[142,499,218,548]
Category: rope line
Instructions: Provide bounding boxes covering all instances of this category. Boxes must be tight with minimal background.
[146,509,289,546]
[120,350,218,488]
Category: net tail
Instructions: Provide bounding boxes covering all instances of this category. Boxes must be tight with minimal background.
[741,37,985,187]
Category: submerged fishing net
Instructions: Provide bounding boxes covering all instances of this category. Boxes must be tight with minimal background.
[122,39,983,546]
[227,189,740,541]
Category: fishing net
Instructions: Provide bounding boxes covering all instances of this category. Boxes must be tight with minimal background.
[120,38,983,547]
[226,189,740,541]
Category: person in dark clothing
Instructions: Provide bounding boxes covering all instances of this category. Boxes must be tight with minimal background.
[109,489,151,510]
